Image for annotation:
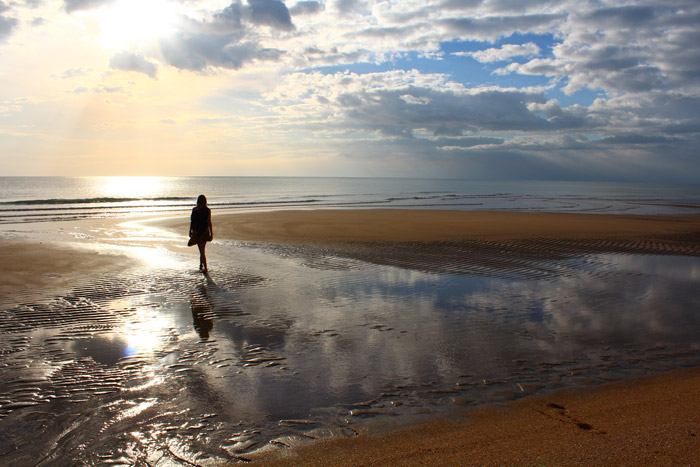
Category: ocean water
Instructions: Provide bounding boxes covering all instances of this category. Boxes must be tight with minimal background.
[1,176,700,223]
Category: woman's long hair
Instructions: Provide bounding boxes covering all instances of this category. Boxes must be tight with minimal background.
[196,194,207,206]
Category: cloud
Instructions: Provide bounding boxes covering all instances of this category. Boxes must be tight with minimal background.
[109,52,158,78]
[147,1,293,72]
[0,4,18,42]
[500,1,700,96]
[439,13,565,40]
[59,68,91,79]
[159,33,283,71]
[462,42,540,63]
[332,0,367,14]
[267,70,591,145]
[64,0,114,13]
[248,0,293,30]
[336,88,555,136]
[213,0,294,31]
[289,1,323,16]
[259,66,700,182]
[5,0,700,182]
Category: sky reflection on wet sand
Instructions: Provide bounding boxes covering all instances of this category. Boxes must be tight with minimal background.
[0,226,699,465]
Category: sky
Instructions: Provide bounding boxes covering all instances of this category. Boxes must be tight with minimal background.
[0,0,699,182]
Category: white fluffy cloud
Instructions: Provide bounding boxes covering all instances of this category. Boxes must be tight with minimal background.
[462,43,540,63]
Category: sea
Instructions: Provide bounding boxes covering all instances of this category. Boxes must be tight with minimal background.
[1,176,700,224]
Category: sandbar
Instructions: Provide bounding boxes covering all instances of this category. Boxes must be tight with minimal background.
[160,209,700,244]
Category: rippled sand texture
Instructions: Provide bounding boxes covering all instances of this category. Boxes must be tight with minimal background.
[1,211,700,466]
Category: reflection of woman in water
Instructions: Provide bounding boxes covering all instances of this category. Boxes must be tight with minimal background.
[191,285,214,339]
[189,194,213,273]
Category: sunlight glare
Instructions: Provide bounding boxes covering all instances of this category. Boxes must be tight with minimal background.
[98,176,166,199]
[123,314,172,358]
[95,0,181,50]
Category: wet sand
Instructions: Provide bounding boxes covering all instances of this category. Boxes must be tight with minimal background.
[159,209,700,465]
[247,366,700,466]
[2,210,699,465]
[161,209,700,244]
[161,209,700,280]
[0,240,133,308]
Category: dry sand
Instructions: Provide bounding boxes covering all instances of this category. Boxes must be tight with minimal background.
[247,367,700,466]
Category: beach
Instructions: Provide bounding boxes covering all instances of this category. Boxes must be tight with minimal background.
[1,209,699,465]
[247,366,700,466]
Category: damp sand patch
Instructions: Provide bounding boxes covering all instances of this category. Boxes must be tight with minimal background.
[0,240,135,308]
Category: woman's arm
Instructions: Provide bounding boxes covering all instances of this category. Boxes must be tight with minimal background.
[208,210,213,241]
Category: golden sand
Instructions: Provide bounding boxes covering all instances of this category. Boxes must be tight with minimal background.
[161,209,700,244]
[247,367,700,466]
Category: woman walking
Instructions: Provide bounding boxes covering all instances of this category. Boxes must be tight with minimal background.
[188,194,213,273]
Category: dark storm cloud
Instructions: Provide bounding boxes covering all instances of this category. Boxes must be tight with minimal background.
[109,52,158,78]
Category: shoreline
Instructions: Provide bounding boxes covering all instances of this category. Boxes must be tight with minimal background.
[246,366,700,466]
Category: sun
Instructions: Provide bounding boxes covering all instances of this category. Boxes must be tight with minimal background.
[93,0,181,50]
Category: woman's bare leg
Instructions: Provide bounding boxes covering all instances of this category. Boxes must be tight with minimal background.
[197,241,207,272]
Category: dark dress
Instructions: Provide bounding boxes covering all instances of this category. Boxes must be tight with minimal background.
[190,206,211,241]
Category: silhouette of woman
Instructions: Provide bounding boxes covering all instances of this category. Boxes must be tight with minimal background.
[188,194,213,272]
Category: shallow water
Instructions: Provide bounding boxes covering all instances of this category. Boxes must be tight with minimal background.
[1,224,699,465]
[2,176,700,223]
